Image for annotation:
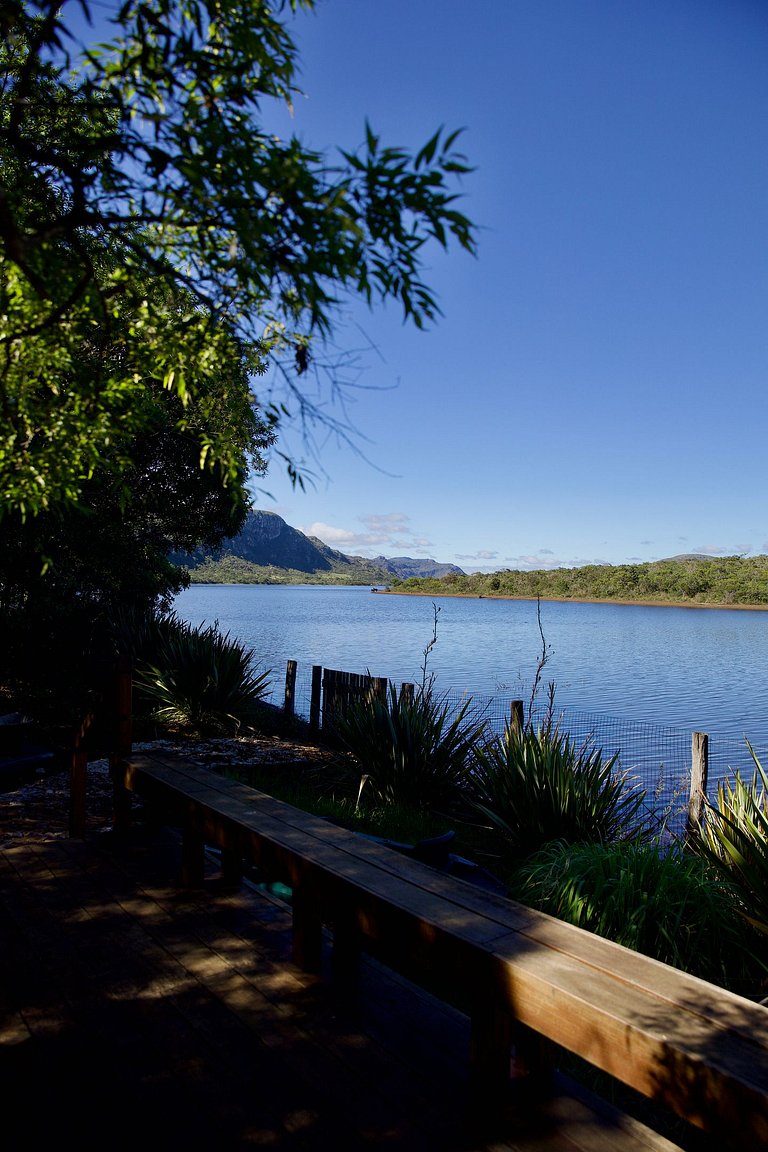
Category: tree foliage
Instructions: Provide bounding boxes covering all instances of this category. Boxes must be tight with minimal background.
[1,0,476,517]
[394,555,768,607]
[0,305,275,717]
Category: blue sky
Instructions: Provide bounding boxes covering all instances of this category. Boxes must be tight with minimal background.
[253,0,768,571]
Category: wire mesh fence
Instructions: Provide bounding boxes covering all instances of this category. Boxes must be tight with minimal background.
[271,660,768,844]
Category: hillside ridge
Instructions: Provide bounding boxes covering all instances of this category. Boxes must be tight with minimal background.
[172,510,465,584]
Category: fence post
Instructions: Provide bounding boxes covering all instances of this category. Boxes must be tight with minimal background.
[687,731,709,839]
[373,676,388,702]
[309,665,322,733]
[284,659,297,717]
[114,655,133,758]
[400,682,414,705]
[510,700,524,734]
[68,713,93,839]
[110,656,134,837]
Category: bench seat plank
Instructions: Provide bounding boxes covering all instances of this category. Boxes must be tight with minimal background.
[114,751,768,1147]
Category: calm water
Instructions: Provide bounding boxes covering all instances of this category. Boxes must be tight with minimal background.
[173,584,768,747]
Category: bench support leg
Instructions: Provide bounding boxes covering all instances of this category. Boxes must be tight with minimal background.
[110,757,134,837]
[69,749,87,839]
[181,803,206,888]
[220,847,242,888]
[510,1022,554,1095]
[292,883,323,973]
[469,1002,513,1111]
[331,913,361,1005]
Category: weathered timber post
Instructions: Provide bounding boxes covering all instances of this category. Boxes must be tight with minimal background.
[284,659,297,717]
[400,682,415,705]
[180,800,206,888]
[309,665,322,733]
[110,656,134,836]
[686,731,709,839]
[373,676,388,702]
[510,700,524,734]
[291,876,324,974]
[68,712,93,838]
[113,655,133,757]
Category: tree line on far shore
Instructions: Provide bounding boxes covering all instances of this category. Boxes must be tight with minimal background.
[392,555,768,606]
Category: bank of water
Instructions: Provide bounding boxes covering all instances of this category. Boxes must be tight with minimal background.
[174,584,768,828]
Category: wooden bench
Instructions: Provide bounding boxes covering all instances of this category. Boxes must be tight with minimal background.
[112,749,768,1149]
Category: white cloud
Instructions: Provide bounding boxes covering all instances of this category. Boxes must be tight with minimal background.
[301,513,434,557]
[455,550,614,573]
[503,554,563,571]
[692,544,752,557]
[455,549,499,561]
[502,553,611,571]
[302,521,353,545]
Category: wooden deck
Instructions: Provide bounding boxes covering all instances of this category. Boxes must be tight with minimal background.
[0,798,692,1150]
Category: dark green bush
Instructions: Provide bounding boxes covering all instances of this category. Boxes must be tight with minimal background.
[334,682,488,812]
[135,615,271,735]
[511,839,765,994]
[695,741,768,937]
[470,721,650,860]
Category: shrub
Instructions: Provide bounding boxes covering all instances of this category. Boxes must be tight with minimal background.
[334,682,488,812]
[470,721,651,860]
[135,616,271,735]
[695,741,768,937]
[511,839,765,993]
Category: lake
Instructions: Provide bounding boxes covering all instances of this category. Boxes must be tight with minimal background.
[173,584,768,816]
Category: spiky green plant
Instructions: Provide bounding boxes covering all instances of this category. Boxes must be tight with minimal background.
[470,721,651,860]
[511,839,764,992]
[136,617,271,735]
[695,741,768,936]
[334,682,488,812]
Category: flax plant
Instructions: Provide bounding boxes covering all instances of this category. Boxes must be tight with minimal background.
[334,681,488,812]
[470,720,651,861]
[695,741,768,937]
[136,617,271,735]
[512,840,763,992]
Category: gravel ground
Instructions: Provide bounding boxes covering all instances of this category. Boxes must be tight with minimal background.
[0,732,343,848]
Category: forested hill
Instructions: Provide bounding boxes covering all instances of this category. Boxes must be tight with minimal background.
[172,511,465,584]
[390,555,768,607]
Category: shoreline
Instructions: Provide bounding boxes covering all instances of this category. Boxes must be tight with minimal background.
[372,589,768,612]
[185,580,768,611]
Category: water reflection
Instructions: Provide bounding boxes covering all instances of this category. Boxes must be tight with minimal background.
[173,585,768,744]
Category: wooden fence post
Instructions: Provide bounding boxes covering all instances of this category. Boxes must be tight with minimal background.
[110,656,134,836]
[510,700,524,734]
[114,655,133,758]
[400,682,414,705]
[68,712,93,839]
[181,800,206,888]
[284,659,297,717]
[687,731,709,839]
[309,665,322,733]
[373,676,388,702]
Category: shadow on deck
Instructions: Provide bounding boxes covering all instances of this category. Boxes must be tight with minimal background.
[0,805,681,1152]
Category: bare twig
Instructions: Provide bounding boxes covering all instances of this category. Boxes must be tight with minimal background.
[526,595,553,730]
[419,601,441,698]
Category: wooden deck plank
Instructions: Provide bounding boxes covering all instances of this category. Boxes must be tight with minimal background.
[113,752,768,1146]
[0,809,687,1151]
[125,754,768,1044]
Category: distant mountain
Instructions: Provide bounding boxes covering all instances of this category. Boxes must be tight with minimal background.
[172,511,464,583]
[365,555,466,580]
[662,554,720,563]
